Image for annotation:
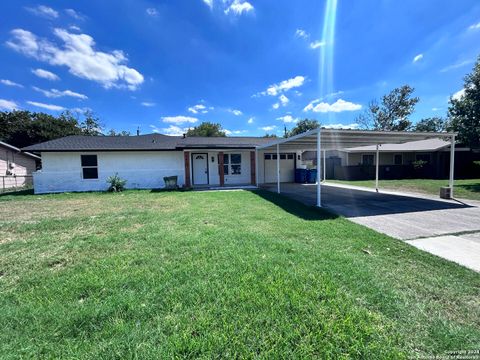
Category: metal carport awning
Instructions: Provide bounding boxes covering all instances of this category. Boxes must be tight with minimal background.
[256,128,457,207]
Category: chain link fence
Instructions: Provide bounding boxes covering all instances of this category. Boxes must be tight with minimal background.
[0,175,33,193]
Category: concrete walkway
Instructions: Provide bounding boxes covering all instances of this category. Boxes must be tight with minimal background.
[261,182,480,272]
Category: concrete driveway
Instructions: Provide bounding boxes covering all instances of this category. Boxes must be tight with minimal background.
[261,182,480,272]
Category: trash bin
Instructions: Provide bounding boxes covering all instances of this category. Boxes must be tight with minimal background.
[295,169,307,183]
[163,176,178,189]
[306,169,317,183]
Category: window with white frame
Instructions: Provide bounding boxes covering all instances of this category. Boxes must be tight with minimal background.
[81,155,98,179]
[223,153,242,175]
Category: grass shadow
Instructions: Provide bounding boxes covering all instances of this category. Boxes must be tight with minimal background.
[456,182,480,193]
[0,189,34,197]
[251,189,339,221]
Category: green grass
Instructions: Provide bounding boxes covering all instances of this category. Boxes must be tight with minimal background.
[328,179,480,201]
[0,190,479,358]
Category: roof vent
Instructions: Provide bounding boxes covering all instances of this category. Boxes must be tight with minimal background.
[136,127,140,136]
[182,133,186,139]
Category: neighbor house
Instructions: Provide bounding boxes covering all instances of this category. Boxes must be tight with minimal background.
[22,134,303,194]
[1,141,40,191]
[325,138,476,180]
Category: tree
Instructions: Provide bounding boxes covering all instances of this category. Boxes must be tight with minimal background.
[80,110,103,136]
[186,122,226,137]
[286,119,320,137]
[448,56,480,148]
[414,117,447,132]
[263,133,277,138]
[108,129,131,136]
[356,85,419,131]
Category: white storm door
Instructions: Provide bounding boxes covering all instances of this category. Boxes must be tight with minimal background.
[192,153,209,185]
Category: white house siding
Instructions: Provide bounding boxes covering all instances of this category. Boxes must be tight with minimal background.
[33,151,185,194]
[0,145,37,189]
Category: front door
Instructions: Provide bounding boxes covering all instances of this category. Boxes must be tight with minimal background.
[192,153,209,185]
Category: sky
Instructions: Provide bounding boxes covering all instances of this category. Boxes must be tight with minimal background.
[1,0,480,137]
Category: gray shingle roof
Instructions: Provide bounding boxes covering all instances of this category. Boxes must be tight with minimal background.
[22,134,274,152]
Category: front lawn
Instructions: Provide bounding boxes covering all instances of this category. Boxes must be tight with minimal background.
[328,179,480,201]
[0,190,479,358]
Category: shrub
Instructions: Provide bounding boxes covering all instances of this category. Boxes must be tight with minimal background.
[106,173,127,192]
[412,160,427,170]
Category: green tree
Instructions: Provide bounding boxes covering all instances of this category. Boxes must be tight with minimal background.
[186,122,226,137]
[287,119,320,137]
[356,85,419,131]
[263,133,277,138]
[414,117,447,132]
[80,110,103,136]
[108,129,131,136]
[448,57,480,148]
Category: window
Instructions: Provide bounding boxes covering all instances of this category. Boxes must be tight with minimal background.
[224,153,242,175]
[362,154,374,166]
[81,155,98,179]
[394,154,403,165]
[264,154,271,160]
[280,154,286,160]
[415,154,431,163]
[287,154,294,160]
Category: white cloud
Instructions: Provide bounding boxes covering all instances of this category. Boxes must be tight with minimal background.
[69,25,81,32]
[247,117,254,124]
[452,89,466,101]
[1,79,23,88]
[260,125,276,131]
[7,28,144,90]
[413,54,423,63]
[65,9,85,20]
[146,8,158,16]
[32,86,88,99]
[276,115,298,123]
[295,29,309,39]
[279,94,289,106]
[162,115,198,124]
[31,68,60,81]
[26,101,65,111]
[225,129,247,135]
[304,98,362,113]
[309,40,326,49]
[432,107,441,111]
[0,99,19,111]
[151,125,191,136]
[440,60,474,73]
[225,0,254,15]
[261,75,305,96]
[141,102,156,107]
[203,0,213,9]
[323,123,359,130]
[228,109,243,116]
[188,104,208,114]
[25,5,58,18]
[272,102,280,109]
[468,22,480,30]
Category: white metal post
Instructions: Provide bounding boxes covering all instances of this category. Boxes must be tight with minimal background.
[317,129,322,207]
[323,149,326,182]
[449,135,455,198]
[276,143,280,194]
[255,149,259,187]
[375,144,379,192]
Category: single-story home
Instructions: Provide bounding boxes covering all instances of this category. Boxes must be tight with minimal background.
[22,134,304,194]
[1,141,40,191]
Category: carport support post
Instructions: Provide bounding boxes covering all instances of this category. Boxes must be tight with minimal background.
[449,135,455,198]
[323,149,326,182]
[317,129,322,207]
[276,144,280,194]
[375,144,379,192]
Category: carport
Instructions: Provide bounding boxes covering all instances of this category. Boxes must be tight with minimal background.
[256,128,457,207]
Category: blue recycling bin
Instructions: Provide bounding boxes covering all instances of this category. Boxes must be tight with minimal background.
[295,169,307,183]
[306,169,317,183]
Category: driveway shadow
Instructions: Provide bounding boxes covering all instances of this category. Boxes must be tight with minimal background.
[251,189,339,221]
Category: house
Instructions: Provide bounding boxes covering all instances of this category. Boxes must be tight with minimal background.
[1,141,40,191]
[22,134,303,194]
[324,138,477,180]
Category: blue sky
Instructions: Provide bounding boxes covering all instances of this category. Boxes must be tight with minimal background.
[1,0,480,136]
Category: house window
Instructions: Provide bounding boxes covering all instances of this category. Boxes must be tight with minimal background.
[287,154,294,160]
[394,154,403,165]
[362,154,374,166]
[81,155,98,179]
[224,153,242,175]
[415,154,431,163]
[264,154,271,160]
